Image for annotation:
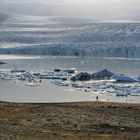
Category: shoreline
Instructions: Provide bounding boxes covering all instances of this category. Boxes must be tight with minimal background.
[0,101,140,140]
[0,100,140,105]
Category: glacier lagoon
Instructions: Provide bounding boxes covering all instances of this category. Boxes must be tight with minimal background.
[0,16,140,103]
[0,55,140,103]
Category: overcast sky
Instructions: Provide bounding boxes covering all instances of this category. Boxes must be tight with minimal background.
[0,0,140,20]
[2,0,140,5]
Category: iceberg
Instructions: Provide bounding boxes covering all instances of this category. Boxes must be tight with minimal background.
[112,73,138,82]
[128,88,140,96]
[116,91,128,97]
[71,72,92,81]
[11,69,26,73]
[23,72,34,79]
[25,82,39,87]
[53,80,70,87]
[71,82,86,88]
[92,69,114,80]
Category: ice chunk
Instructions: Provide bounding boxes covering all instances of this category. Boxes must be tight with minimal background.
[112,73,138,82]
[71,72,91,81]
[92,69,114,80]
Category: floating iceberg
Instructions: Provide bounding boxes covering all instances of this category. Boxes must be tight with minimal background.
[11,69,26,73]
[54,68,77,74]
[53,80,70,87]
[112,73,138,82]
[128,88,140,96]
[116,91,128,97]
[92,69,114,80]
[23,72,35,79]
[71,82,86,88]
[71,72,92,81]
[40,71,71,80]
[25,82,39,87]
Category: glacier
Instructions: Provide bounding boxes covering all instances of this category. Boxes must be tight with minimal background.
[0,16,140,58]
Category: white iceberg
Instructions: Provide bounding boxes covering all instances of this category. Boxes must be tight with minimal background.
[116,90,128,97]
[53,80,70,87]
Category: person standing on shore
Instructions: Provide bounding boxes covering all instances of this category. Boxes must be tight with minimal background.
[96,96,99,101]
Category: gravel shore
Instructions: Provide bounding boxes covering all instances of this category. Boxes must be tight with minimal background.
[0,101,140,140]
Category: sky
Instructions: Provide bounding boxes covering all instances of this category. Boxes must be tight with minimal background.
[0,0,140,20]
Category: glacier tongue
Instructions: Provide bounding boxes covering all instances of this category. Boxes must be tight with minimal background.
[0,16,140,58]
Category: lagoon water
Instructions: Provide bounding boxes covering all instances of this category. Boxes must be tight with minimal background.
[0,55,140,103]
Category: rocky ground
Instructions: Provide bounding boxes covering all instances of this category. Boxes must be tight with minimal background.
[0,101,140,140]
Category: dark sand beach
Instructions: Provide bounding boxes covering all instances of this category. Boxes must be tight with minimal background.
[0,101,140,140]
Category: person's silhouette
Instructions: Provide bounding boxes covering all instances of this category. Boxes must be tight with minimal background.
[96,96,99,101]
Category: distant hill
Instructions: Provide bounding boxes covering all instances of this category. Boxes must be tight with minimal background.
[0,13,8,22]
